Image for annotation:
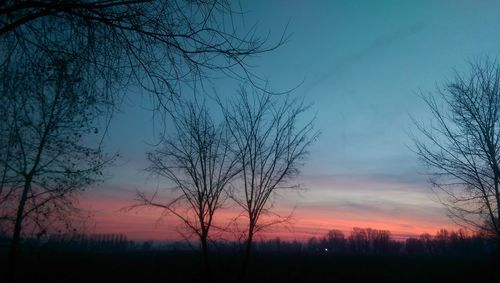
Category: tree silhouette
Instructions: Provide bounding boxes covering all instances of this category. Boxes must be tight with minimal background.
[1,0,286,108]
[413,58,500,240]
[221,87,318,282]
[135,99,239,282]
[0,52,114,278]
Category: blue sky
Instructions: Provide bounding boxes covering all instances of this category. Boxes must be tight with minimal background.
[81,0,500,240]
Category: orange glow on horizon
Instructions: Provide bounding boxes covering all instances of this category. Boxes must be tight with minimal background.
[78,190,458,242]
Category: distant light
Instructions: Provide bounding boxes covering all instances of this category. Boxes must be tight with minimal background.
[324,248,328,252]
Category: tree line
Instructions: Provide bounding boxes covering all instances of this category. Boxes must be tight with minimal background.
[2,227,494,257]
[306,228,494,256]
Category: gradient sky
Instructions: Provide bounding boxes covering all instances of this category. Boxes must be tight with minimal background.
[80,0,500,241]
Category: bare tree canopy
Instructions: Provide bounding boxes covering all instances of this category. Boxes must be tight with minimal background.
[222,87,318,281]
[1,0,285,107]
[136,99,240,281]
[0,51,114,275]
[413,58,500,239]
[133,89,318,281]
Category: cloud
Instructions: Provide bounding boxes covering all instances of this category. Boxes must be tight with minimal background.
[79,167,451,241]
[269,171,455,239]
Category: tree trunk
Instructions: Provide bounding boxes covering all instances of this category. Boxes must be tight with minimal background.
[8,176,31,280]
[200,234,212,283]
[238,230,254,283]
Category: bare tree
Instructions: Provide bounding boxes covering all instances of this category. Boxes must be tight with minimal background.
[1,0,286,108]
[0,51,114,276]
[0,87,22,235]
[135,99,239,282]
[222,88,318,282]
[413,58,500,240]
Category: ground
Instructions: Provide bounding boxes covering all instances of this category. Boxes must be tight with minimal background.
[1,248,498,282]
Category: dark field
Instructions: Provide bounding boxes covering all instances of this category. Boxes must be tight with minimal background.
[1,249,499,283]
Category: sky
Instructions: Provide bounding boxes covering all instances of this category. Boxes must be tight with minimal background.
[80,0,500,241]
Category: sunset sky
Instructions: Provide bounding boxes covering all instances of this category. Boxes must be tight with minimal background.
[80,0,500,241]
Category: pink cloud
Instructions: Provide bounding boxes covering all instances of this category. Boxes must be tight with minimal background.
[78,173,458,241]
